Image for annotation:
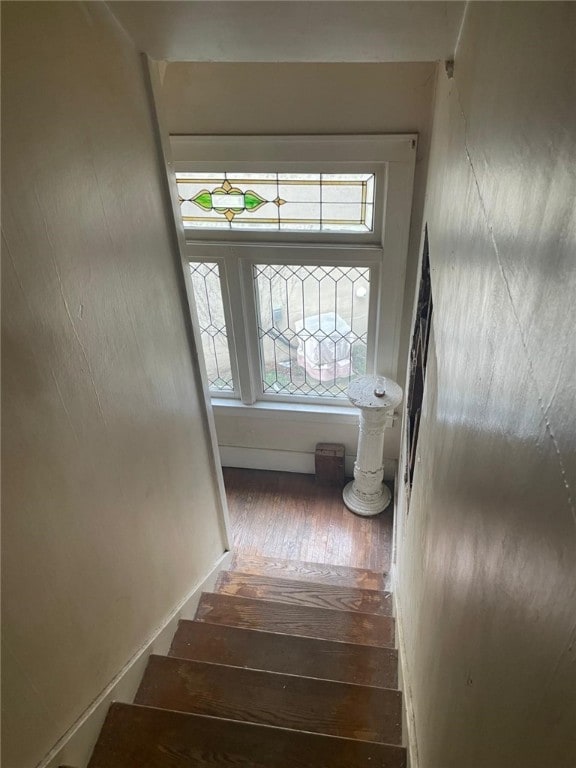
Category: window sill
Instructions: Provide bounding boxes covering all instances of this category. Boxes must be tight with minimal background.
[211,398,360,425]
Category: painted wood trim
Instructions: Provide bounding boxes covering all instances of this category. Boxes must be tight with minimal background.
[219,445,398,480]
[185,242,384,261]
[170,134,418,164]
[143,55,233,549]
[392,585,420,768]
[378,157,417,384]
[212,399,361,425]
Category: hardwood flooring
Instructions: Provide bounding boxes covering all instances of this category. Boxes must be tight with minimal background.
[223,467,393,572]
[89,553,405,767]
[231,553,387,591]
[169,621,399,688]
[135,656,402,744]
[215,571,392,614]
[91,703,407,768]
[195,593,395,646]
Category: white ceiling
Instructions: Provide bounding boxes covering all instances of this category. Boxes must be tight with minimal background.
[109,1,465,63]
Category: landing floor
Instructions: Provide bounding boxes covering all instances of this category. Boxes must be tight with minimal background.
[223,468,393,574]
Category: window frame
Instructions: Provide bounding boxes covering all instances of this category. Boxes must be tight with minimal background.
[176,170,378,238]
[169,134,417,408]
[187,245,382,405]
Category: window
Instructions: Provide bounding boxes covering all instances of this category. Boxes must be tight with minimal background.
[177,172,375,233]
[170,135,416,407]
[254,264,370,398]
[188,262,234,391]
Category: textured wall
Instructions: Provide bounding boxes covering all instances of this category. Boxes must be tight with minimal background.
[1,4,226,766]
[397,4,576,767]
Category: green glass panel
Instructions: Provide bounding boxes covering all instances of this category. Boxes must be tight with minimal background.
[193,191,213,210]
[244,190,266,211]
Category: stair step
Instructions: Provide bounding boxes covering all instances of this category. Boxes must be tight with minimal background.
[89,703,407,768]
[216,571,392,615]
[231,553,386,591]
[169,620,398,688]
[196,593,395,647]
[135,656,403,745]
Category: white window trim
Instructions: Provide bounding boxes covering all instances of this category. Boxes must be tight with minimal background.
[187,248,382,406]
[167,134,417,409]
[211,397,395,428]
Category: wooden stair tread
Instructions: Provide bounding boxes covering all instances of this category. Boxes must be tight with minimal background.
[217,571,392,615]
[231,553,386,591]
[88,703,407,768]
[169,620,398,688]
[196,592,395,647]
[135,656,402,745]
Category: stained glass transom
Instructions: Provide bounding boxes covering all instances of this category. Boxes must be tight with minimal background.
[176,173,375,233]
[254,264,370,398]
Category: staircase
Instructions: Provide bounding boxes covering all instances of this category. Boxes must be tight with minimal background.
[88,553,406,767]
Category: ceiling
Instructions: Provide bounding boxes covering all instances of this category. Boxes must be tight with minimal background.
[109,1,465,63]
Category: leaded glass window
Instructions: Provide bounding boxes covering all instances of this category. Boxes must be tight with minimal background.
[189,263,234,391]
[176,173,375,233]
[254,264,370,397]
[171,134,416,406]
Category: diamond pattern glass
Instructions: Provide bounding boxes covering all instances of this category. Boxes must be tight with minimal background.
[254,264,370,398]
[189,263,234,391]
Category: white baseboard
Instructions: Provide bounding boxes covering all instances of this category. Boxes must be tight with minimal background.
[40,550,233,768]
[219,445,398,481]
[392,584,420,768]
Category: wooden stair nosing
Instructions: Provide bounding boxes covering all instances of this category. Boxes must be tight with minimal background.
[196,592,395,648]
[216,570,392,615]
[88,702,407,768]
[169,620,399,688]
[135,655,403,745]
[231,552,386,591]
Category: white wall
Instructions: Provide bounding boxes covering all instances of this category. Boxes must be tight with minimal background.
[396,4,576,767]
[158,62,436,473]
[110,1,464,63]
[1,4,226,767]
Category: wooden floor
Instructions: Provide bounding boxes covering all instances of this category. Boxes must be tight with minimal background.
[89,545,405,766]
[223,468,393,573]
